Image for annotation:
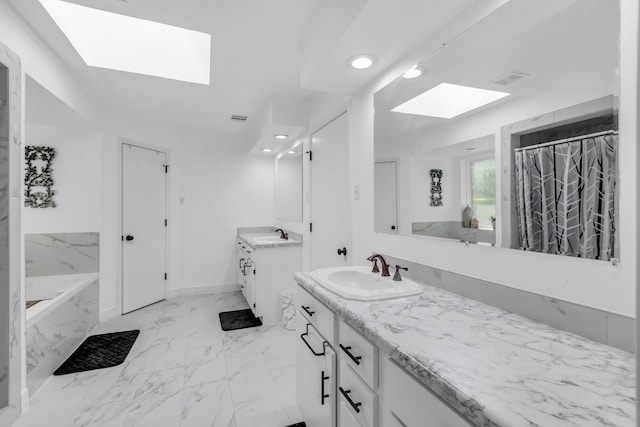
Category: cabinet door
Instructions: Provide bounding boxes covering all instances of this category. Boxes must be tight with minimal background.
[339,400,364,427]
[245,259,256,314]
[236,248,246,296]
[296,313,336,427]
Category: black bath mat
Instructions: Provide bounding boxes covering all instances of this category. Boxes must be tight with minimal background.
[219,309,262,331]
[284,423,306,427]
[53,330,140,375]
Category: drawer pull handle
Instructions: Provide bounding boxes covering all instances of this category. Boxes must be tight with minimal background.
[238,258,244,268]
[339,344,362,365]
[321,370,330,405]
[300,324,327,356]
[301,305,315,317]
[391,411,408,427]
[339,387,362,413]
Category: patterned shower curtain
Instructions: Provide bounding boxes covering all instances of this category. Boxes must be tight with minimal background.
[514,134,617,260]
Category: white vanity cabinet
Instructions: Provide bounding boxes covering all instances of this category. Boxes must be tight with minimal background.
[296,287,337,427]
[295,282,471,427]
[379,357,471,427]
[236,238,301,324]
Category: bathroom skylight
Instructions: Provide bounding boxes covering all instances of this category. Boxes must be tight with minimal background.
[391,83,509,119]
[39,0,211,85]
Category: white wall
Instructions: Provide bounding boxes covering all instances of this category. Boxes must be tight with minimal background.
[0,2,96,124]
[349,5,637,318]
[99,112,275,319]
[23,125,101,234]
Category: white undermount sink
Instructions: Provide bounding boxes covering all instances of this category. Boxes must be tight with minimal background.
[309,266,423,301]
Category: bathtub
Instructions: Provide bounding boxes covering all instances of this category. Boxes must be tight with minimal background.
[25,273,99,395]
[26,273,99,327]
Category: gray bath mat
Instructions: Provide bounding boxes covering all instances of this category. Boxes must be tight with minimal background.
[53,330,140,375]
[219,309,262,331]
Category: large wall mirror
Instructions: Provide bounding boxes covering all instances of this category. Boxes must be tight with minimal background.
[374,0,619,261]
[275,145,303,222]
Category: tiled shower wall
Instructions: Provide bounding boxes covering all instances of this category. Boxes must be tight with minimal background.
[383,254,635,353]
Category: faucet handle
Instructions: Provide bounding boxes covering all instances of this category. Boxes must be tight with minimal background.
[371,259,379,273]
[392,265,408,281]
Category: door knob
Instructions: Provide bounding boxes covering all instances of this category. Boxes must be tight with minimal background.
[125,235,134,241]
[337,247,347,256]
[391,225,396,230]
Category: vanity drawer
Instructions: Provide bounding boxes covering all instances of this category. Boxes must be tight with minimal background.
[339,361,378,427]
[297,285,335,344]
[380,357,471,427]
[338,318,378,389]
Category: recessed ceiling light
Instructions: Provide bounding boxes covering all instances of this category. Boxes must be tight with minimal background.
[392,83,510,119]
[287,150,296,154]
[274,134,288,140]
[262,148,273,153]
[39,0,211,84]
[348,54,377,70]
[402,66,424,79]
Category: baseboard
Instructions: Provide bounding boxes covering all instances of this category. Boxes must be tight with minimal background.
[21,388,29,412]
[99,306,120,323]
[167,283,240,299]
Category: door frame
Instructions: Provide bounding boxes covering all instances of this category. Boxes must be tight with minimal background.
[309,110,352,270]
[119,139,170,314]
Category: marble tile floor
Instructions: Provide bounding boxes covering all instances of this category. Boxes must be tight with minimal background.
[13,292,302,427]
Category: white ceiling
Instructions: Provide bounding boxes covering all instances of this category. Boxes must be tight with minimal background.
[9,0,481,150]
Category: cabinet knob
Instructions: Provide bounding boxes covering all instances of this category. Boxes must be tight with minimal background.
[337,247,347,256]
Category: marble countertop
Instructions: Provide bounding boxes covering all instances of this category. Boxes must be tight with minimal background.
[294,272,636,427]
[238,233,302,249]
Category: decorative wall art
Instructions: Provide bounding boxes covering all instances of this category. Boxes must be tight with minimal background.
[429,168,443,206]
[24,146,56,208]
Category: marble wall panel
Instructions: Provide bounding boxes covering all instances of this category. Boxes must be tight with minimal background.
[0,40,21,427]
[383,254,635,352]
[25,232,99,277]
[26,278,99,394]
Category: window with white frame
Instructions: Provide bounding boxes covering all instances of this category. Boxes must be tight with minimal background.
[463,156,496,229]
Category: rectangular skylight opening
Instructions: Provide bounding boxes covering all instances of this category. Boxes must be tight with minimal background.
[40,0,211,85]
[391,83,509,119]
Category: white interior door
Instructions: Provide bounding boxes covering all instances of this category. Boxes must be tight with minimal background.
[310,112,351,269]
[374,161,398,234]
[122,143,167,314]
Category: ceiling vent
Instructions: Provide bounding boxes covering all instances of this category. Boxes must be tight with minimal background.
[492,71,529,86]
[231,115,248,122]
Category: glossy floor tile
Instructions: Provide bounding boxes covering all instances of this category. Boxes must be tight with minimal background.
[13,292,302,427]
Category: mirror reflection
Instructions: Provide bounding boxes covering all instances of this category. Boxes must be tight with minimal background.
[275,146,303,222]
[374,0,619,260]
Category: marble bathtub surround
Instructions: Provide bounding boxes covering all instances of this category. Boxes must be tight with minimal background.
[26,276,99,394]
[0,40,22,427]
[25,232,99,277]
[383,254,635,353]
[14,292,302,427]
[295,272,635,426]
[411,221,495,245]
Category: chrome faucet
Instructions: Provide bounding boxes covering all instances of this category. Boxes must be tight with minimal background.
[275,228,289,240]
[366,254,390,277]
[392,265,408,281]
